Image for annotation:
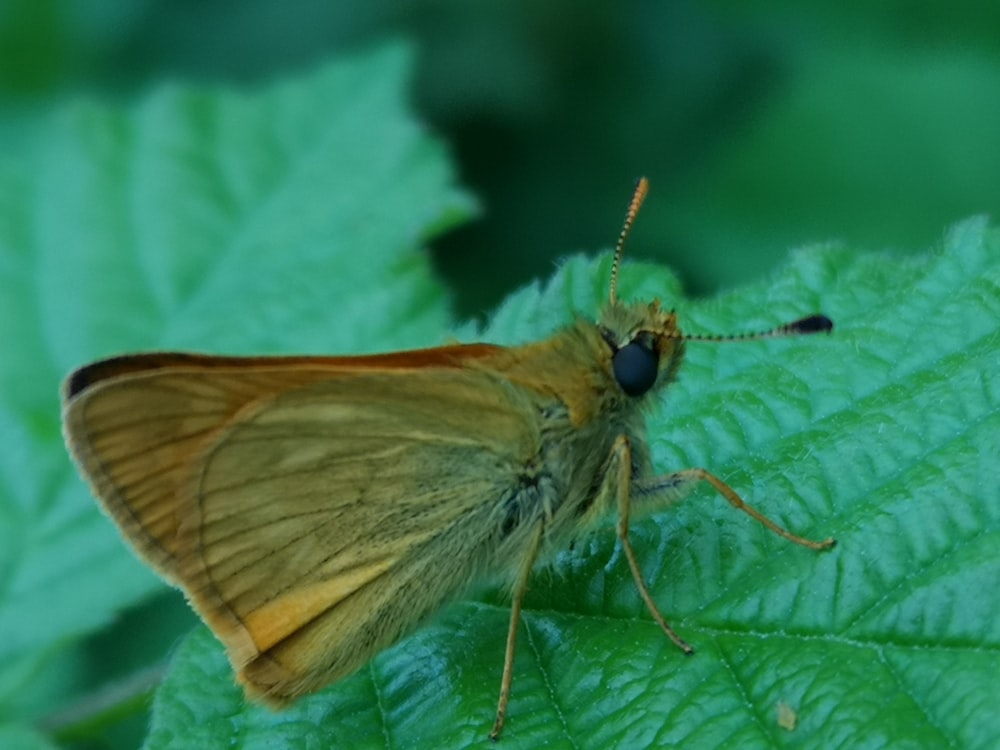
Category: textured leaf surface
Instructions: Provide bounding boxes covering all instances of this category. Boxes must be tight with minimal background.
[148,220,999,748]
[0,42,472,727]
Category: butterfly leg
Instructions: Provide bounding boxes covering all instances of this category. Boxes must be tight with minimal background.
[609,435,695,653]
[633,468,836,551]
[613,441,835,655]
[490,523,544,741]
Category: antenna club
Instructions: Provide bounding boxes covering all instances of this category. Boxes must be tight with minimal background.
[787,314,833,334]
[670,313,834,342]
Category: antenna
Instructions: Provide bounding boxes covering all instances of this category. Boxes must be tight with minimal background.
[609,176,649,305]
[675,314,834,341]
[606,178,833,341]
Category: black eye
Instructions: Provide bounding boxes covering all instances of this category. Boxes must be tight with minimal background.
[612,341,659,396]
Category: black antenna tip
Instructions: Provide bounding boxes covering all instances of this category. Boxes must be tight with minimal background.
[788,314,834,334]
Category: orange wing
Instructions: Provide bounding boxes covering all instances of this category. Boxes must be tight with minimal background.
[62,343,547,703]
[64,344,505,399]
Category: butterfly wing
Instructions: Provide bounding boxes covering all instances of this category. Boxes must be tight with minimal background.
[62,348,544,703]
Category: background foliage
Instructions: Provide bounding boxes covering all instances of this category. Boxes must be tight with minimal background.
[0,2,998,749]
[3,0,1000,315]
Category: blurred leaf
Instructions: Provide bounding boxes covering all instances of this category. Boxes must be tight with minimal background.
[0,723,60,750]
[0,41,473,727]
[663,50,1000,292]
[10,2,1000,321]
[0,0,68,95]
[145,220,999,747]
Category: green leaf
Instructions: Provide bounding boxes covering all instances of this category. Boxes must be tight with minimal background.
[146,221,999,748]
[640,49,1000,304]
[0,723,60,750]
[0,42,473,724]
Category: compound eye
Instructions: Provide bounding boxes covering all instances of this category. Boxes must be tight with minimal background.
[612,340,659,397]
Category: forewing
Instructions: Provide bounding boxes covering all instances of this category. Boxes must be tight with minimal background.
[62,352,541,703]
[195,368,545,701]
[63,362,346,581]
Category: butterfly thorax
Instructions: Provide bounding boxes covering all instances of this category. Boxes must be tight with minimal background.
[469,299,687,554]
[482,299,684,423]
